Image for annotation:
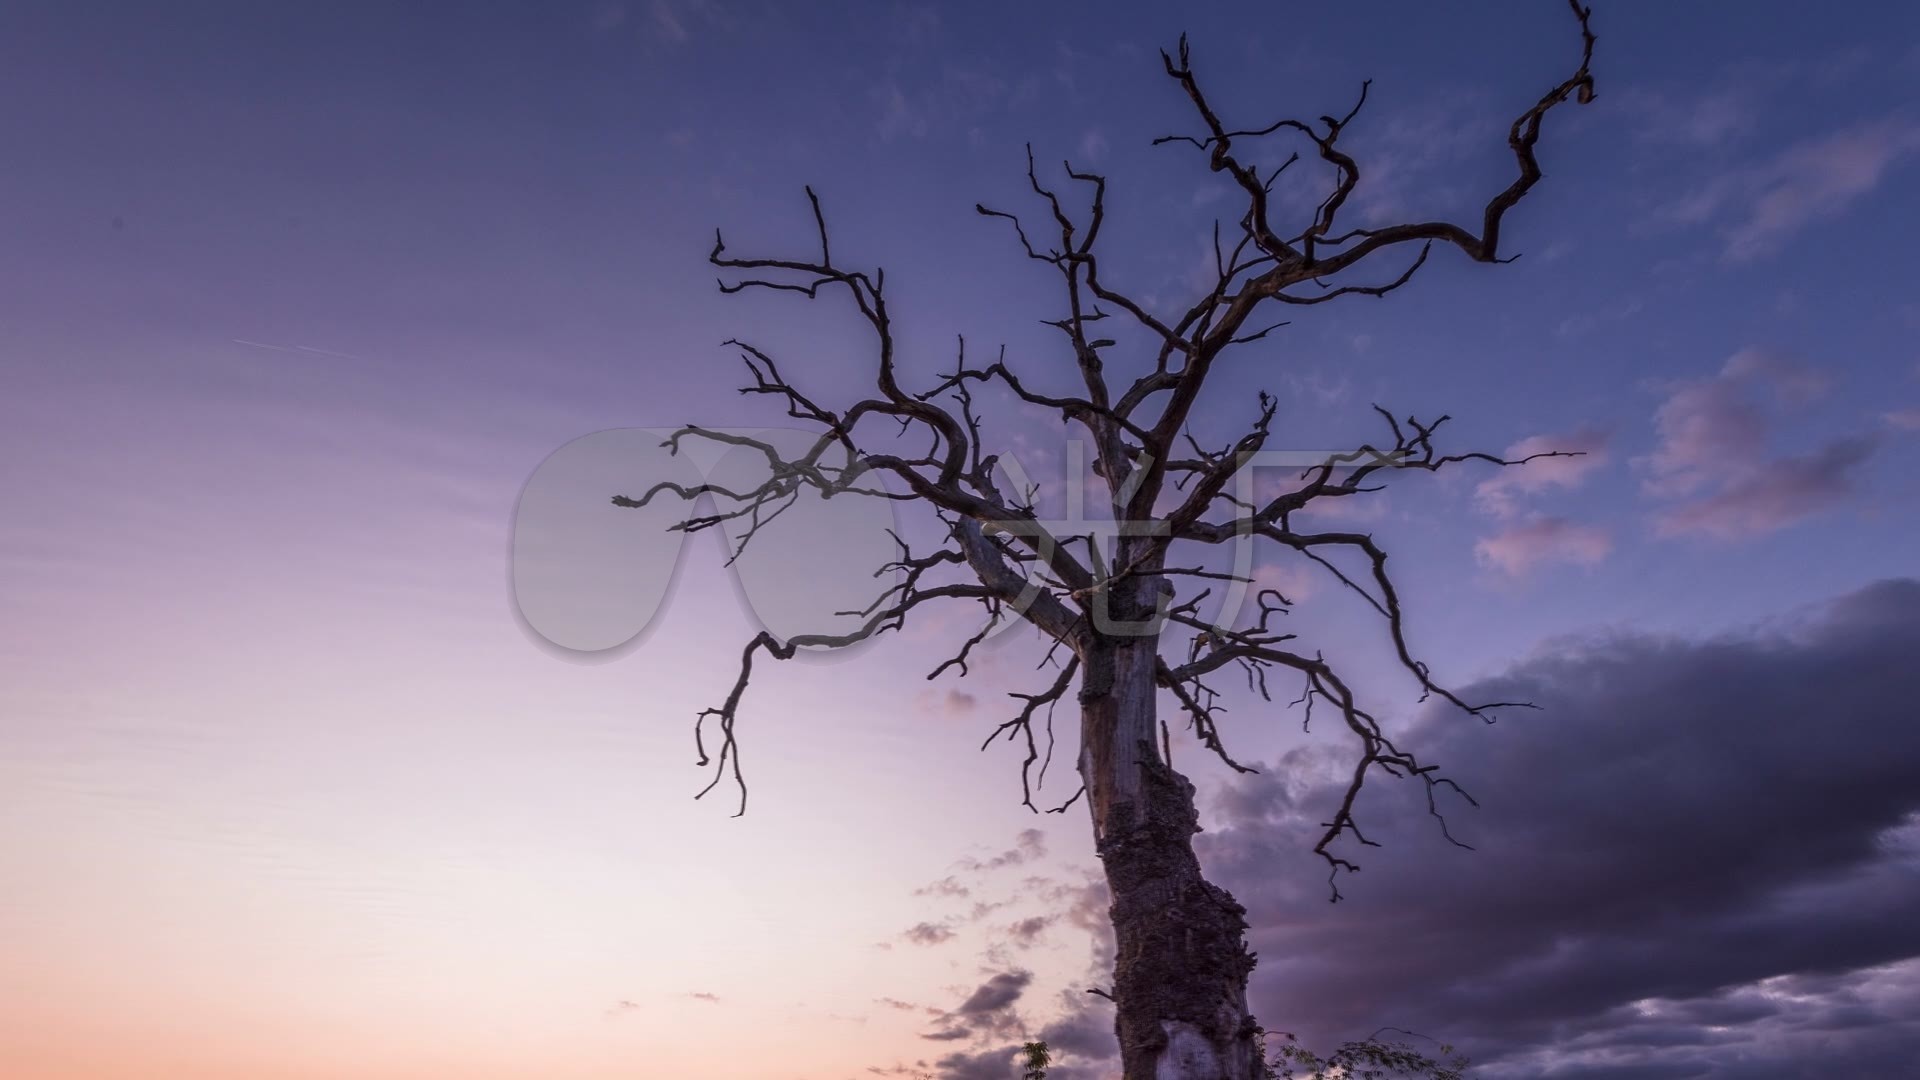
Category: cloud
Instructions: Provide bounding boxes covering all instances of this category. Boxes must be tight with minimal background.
[957,828,1046,872]
[1278,369,1352,408]
[1038,1001,1119,1062]
[955,970,1034,1016]
[1474,427,1612,518]
[1618,86,1757,147]
[871,64,1014,143]
[648,0,688,42]
[874,81,929,141]
[870,866,1120,1080]
[1191,579,1920,1077]
[915,875,971,899]
[915,970,1036,1068]
[1247,560,1317,604]
[1475,518,1612,577]
[1720,348,1831,406]
[1639,349,1874,538]
[1554,296,1647,339]
[1334,92,1497,224]
[1618,50,1874,153]
[927,1045,1024,1079]
[1639,355,1776,497]
[1661,118,1920,262]
[231,339,364,361]
[1002,915,1055,949]
[1049,876,1115,976]
[1653,436,1877,539]
[912,686,985,719]
[686,991,720,1004]
[968,898,1012,922]
[1205,560,1318,630]
[1884,408,1920,431]
[903,921,958,946]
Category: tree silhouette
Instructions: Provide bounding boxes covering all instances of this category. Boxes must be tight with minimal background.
[618,4,1597,1077]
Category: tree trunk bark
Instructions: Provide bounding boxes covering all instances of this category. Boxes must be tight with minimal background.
[1080,635,1262,1080]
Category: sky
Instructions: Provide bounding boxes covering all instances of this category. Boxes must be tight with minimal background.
[2,1,1919,1078]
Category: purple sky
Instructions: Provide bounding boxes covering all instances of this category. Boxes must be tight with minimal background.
[3,2,1919,1078]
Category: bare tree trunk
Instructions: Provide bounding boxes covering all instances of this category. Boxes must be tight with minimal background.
[1081,633,1262,1080]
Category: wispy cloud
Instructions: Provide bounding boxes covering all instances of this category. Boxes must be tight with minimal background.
[913,686,979,718]
[870,64,1013,143]
[1339,92,1497,225]
[1616,49,1877,152]
[913,875,970,899]
[1278,368,1352,408]
[1884,408,1920,431]
[648,0,687,42]
[232,339,363,361]
[1661,117,1920,262]
[1475,517,1613,577]
[1619,85,1757,147]
[955,828,1045,872]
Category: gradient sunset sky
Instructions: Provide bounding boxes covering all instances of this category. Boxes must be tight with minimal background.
[4,2,1920,1078]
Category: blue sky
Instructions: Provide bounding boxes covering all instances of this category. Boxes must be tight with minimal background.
[3,2,1919,1078]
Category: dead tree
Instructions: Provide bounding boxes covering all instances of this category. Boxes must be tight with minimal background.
[617,5,1596,1078]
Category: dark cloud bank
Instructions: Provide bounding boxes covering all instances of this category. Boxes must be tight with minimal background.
[1197,577,1920,1078]
[911,579,1920,1079]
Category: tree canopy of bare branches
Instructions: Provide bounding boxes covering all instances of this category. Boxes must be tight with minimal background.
[618,5,1598,1077]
